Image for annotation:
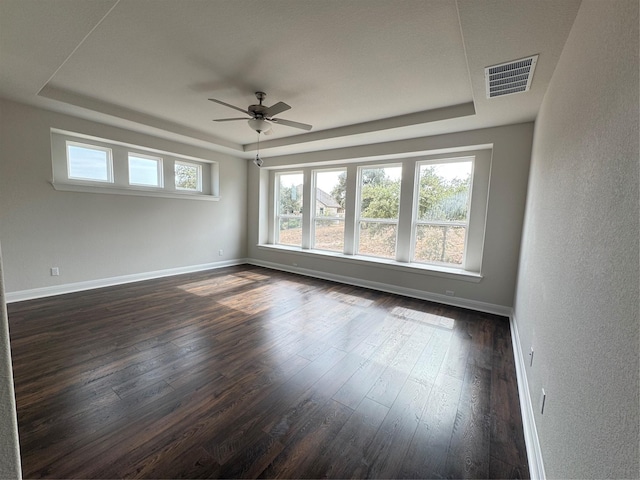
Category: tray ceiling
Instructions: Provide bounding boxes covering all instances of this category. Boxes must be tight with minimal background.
[0,0,582,158]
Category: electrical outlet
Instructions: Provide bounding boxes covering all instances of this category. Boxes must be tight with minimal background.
[445,290,455,296]
[529,347,534,367]
[50,267,60,276]
[540,388,547,414]
[218,249,223,256]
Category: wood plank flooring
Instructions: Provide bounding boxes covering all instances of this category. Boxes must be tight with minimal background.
[8,265,529,479]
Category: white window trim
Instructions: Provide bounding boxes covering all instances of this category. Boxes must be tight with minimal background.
[410,158,474,268]
[128,152,164,188]
[261,150,491,279]
[355,163,402,260]
[275,171,304,247]
[66,141,114,183]
[50,129,219,201]
[311,168,347,252]
[174,160,202,192]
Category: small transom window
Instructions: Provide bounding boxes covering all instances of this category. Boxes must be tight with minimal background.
[66,142,113,183]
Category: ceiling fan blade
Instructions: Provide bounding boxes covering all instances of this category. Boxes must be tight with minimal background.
[263,101,291,117]
[271,118,312,131]
[208,98,249,115]
[213,118,248,122]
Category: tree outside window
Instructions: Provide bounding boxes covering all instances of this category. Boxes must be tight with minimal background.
[414,161,472,265]
[276,173,303,246]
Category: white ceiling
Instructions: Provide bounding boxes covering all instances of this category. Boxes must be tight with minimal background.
[0,0,582,159]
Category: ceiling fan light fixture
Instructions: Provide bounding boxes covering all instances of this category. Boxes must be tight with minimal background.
[248,117,272,133]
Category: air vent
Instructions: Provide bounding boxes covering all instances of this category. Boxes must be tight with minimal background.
[485,55,538,98]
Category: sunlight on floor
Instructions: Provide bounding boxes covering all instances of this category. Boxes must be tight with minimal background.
[177,274,255,296]
[390,306,455,329]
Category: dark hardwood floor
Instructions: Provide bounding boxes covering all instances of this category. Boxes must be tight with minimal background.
[8,265,529,479]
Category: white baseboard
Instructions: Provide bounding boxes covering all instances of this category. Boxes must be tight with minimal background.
[510,312,546,480]
[5,259,247,303]
[6,257,542,478]
[248,259,511,317]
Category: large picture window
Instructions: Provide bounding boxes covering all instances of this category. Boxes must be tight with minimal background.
[413,160,473,266]
[265,151,489,277]
[356,165,402,260]
[276,172,304,247]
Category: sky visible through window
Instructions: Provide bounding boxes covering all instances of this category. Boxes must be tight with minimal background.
[67,145,110,181]
[129,155,160,186]
[314,163,469,194]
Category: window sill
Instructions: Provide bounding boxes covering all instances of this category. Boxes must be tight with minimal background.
[51,181,220,201]
[256,244,482,283]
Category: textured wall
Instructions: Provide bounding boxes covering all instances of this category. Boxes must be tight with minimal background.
[0,242,21,478]
[513,1,639,478]
[0,99,247,295]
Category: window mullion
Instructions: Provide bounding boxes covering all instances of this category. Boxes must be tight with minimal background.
[343,164,359,255]
[396,158,416,263]
[301,168,313,249]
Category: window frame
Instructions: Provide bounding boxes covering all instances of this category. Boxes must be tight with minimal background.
[311,167,347,253]
[355,163,403,260]
[128,152,164,188]
[275,171,305,247]
[174,160,203,192]
[261,150,490,280]
[66,141,114,184]
[411,158,475,268]
[51,129,219,201]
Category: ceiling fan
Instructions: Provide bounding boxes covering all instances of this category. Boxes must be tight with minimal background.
[209,91,312,135]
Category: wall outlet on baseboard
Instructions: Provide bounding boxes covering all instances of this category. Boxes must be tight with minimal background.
[50,267,60,276]
[445,290,455,296]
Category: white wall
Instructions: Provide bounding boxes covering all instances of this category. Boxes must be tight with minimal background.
[248,123,533,310]
[0,99,247,297]
[0,242,21,478]
[513,1,639,478]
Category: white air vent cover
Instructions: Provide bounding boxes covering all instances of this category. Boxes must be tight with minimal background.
[485,55,538,98]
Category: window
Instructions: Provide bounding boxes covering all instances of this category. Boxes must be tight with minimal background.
[66,142,113,183]
[413,160,473,266]
[356,164,402,260]
[174,161,202,191]
[276,172,303,247]
[51,130,219,201]
[262,151,489,278]
[128,153,163,187]
[312,169,346,252]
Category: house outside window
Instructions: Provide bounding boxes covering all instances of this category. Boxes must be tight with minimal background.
[264,151,489,277]
[312,169,346,252]
[276,172,304,247]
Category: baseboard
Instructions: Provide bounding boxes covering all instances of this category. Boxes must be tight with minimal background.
[247,259,511,317]
[509,312,546,480]
[5,259,248,303]
[6,257,542,477]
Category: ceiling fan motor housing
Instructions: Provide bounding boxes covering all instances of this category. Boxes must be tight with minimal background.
[248,104,267,118]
